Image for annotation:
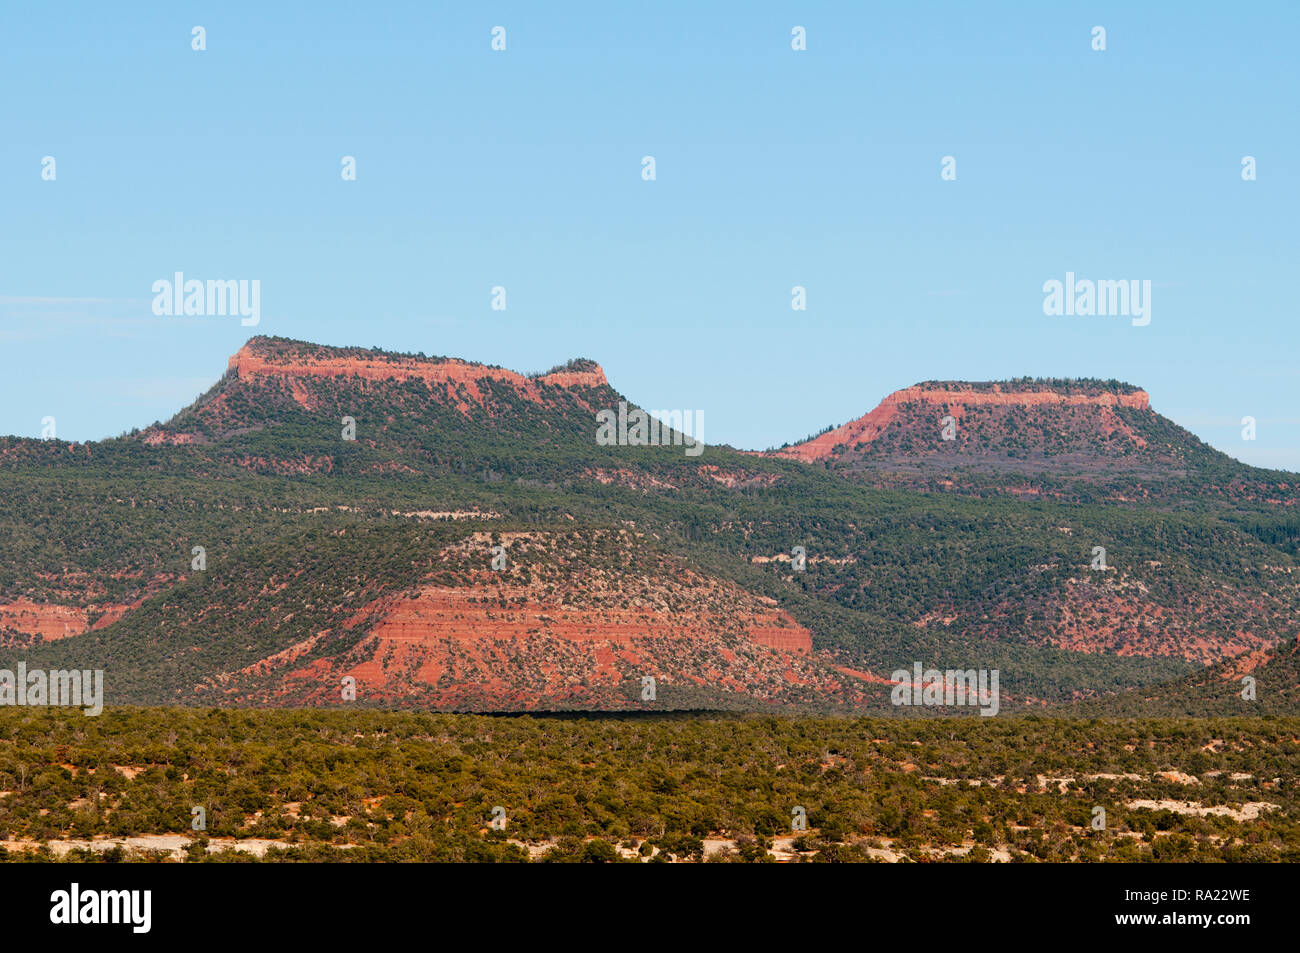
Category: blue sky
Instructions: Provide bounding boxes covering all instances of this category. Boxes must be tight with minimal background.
[2,2,1297,467]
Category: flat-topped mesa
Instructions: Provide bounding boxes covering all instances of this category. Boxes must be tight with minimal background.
[138,337,616,447]
[886,382,1150,411]
[227,337,608,391]
[535,365,610,389]
[776,380,1152,463]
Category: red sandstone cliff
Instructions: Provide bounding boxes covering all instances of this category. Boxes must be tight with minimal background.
[226,341,608,394]
[0,599,134,643]
[775,382,1152,463]
[195,529,853,710]
[140,338,615,446]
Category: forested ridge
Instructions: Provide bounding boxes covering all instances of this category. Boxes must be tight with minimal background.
[1,336,1297,715]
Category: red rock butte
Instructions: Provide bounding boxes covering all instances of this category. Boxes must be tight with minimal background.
[776,383,1151,463]
[346,586,811,654]
[226,340,609,392]
[0,599,133,641]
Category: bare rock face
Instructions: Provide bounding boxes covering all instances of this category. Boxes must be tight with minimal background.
[769,382,1149,465]
[139,337,616,447]
[0,599,133,644]
[776,381,1153,464]
[299,586,816,708]
[192,530,860,712]
[225,341,608,394]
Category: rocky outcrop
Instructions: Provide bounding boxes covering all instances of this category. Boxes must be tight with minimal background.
[219,529,838,710]
[226,339,608,395]
[745,611,812,653]
[350,588,810,654]
[0,599,133,643]
[141,338,616,445]
[775,382,1153,463]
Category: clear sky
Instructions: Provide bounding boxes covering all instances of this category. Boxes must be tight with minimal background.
[2,2,1297,467]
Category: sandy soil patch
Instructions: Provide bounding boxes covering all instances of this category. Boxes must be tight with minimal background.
[1126,800,1280,822]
